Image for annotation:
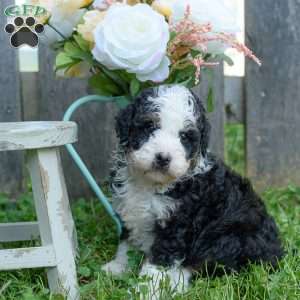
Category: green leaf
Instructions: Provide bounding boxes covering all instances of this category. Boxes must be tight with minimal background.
[89,87,112,97]
[216,53,234,66]
[89,73,121,96]
[207,87,214,113]
[55,52,75,70]
[64,41,93,64]
[73,34,90,52]
[190,49,202,58]
[116,70,135,83]
[167,65,196,87]
[179,77,194,88]
[64,41,82,57]
[130,78,141,98]
[100,66,129,94]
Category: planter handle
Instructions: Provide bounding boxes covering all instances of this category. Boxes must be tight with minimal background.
[63,95,128,236]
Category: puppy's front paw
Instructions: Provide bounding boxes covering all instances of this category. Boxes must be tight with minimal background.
[101,260,127,276]
[134,261,191,299]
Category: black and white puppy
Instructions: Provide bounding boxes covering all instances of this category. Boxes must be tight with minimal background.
[102,85,283,298]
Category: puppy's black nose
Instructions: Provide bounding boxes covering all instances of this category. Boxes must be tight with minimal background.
[154,152,171,170]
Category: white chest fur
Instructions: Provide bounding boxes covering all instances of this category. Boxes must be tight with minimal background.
[113,179,176,253]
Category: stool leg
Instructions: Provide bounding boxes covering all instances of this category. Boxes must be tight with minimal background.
[27,149,79,300]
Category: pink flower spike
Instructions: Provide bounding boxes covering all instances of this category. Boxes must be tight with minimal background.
[215,33,262,66]
[168,3,261,86]
[192,57,219,85]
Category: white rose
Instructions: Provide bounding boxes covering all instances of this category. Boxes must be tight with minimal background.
[77,10,106,43]
[92,4,171,82]
[172,0,240,53]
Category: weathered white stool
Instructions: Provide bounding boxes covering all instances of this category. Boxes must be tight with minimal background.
[0,122,79,300]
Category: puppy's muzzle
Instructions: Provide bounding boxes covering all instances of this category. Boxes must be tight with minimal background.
[153,152,171,172]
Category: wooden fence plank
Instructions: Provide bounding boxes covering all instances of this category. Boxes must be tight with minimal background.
[194,64,225,158]
[245,0,300,190]
[225,76,244,124]
[21,72,40,121]
[37,46,117,198]
[0,0,23,196]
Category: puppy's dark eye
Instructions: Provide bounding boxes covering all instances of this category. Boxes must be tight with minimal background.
[180,129,200,159]
[180,129,199,144]
[135,119,156,135]
[180,132,189,142]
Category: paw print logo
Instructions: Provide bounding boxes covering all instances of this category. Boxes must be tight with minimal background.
[5,17,44,48]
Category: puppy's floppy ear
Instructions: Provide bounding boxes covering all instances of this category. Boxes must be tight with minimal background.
[115,104,135,147]
[190,90,211,157]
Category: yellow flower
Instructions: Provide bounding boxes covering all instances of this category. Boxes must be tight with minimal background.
[77,10,106,43]
[80,0,94,7]
[57,62,90,78]
[152,0,176,19]
[73,0,94,8]
[66,62,90,78]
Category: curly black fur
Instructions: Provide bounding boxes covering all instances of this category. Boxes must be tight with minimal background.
[115,88,160,150]
[150,156,283,274]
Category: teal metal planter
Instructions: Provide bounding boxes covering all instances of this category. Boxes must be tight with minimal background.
[63,95,130,236]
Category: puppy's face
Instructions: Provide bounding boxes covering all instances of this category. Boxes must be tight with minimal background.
[116,85,210,184]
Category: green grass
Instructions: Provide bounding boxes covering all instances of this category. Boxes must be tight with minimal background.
[0,125,299,300]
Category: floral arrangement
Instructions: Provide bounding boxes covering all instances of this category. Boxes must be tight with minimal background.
[30,0,260,106]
